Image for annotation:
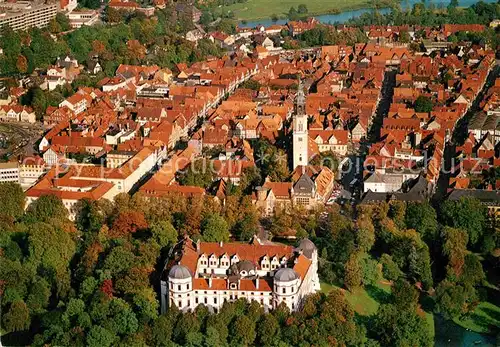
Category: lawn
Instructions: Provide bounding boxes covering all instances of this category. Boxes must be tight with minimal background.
[320,280,391,316]
[321,280,435,337]
[221,0,373,21]
[453,302,500,334]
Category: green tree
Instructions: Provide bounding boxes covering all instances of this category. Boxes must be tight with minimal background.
[414,95,434,113]
[2,300,30,332]
[177,158,215,188]
[87,326,117,347]
[25,194,68,223]
[150,220,178,248]
[344,252,363,290]
[75,198,112,233]
[258,314,280,346]
[374,279,431,346]
[441,197,487,246]
[0,182,25,219]
[405,202,438,243]
[201,213,229,242]
[297,4,308,14]
[380,253,403,281]
[435,280,478,319]
[231,315,256,346]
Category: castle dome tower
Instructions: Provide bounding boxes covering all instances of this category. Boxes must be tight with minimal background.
[273,268,300,311]
[292,80,308,170]
[167,264,193,312]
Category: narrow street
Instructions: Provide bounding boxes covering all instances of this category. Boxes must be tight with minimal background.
[367,68,397,143]
[433,65,500,202]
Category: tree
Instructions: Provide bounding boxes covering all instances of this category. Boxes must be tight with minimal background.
[374,303,432,347]
[105,6,122,23]
[399,30,410,43]
[75,198,112,234]
[55,13,71,31]
[201,213,229,242]
[233,212,259,241]
[151,314,175,346]
[414,95,433,113]
[441,197,486,246]
[87,326,117,347]
[297,4,308,14]
[442,226,469,277]
[231,315,256,346]
[126,40,146,61]
[405,202,438,243]
[344,252,363,290]
[16,54,28,73]
[270,14,279,22]
[239,166,261,194]
[177,158,215,188]
[150,220,178,248]
[49,17,62,33]
[0,182,25,219]
[380,253,403,281]
[25,194,68,223]
[258,314,280,346]
[109,210,148,238]
[2,300,30,332]
[435,280,478,319]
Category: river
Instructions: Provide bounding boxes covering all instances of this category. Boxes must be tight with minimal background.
[238,0,496,27]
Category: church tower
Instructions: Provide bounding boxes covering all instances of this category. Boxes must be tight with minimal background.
[292,80,308,170]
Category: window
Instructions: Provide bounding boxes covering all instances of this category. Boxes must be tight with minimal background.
[195,298,199,304]
[204,297,207,304]
[282,288,286,294]
[214,297,217,304]
[187,284,190,290]
[178,285,181,291]
[178,301,182,307]
[187,300,191,307]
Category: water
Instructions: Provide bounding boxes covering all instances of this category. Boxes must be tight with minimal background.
[434,315,496,347]
[238,0,496,27]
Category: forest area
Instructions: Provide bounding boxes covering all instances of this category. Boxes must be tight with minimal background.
[0,180,499,346]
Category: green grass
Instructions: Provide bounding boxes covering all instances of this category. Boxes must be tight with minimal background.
[320,280,391,316]
[453,302,500,334]
[221,0,374,21]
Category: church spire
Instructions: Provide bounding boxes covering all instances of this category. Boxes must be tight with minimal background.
[295,78,306,116]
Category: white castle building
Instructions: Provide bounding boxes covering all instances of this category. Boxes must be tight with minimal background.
[292,80,309,170]
[160,236,320,313]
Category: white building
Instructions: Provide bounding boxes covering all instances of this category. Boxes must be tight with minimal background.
[0,162,20,183]
[161,236,320,314]
[27,146,165,219]
[292,81,308,170]
[363,168,420,193]
[67,10,99,28]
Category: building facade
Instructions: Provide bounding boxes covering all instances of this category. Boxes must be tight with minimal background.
[161,236,320,314]
[0,1,57,31]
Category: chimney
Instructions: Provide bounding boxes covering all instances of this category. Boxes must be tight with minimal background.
[208,276,212,288]
[196,239,201,253]
[219,240,223,247]
[255,276,259,289]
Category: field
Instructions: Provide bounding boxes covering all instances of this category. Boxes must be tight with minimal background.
[320,280,392,316]
[221,0,373,21]
[321,281,435,337]
[453,301,500,334]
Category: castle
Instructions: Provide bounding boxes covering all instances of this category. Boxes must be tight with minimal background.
[160,236,320,313]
